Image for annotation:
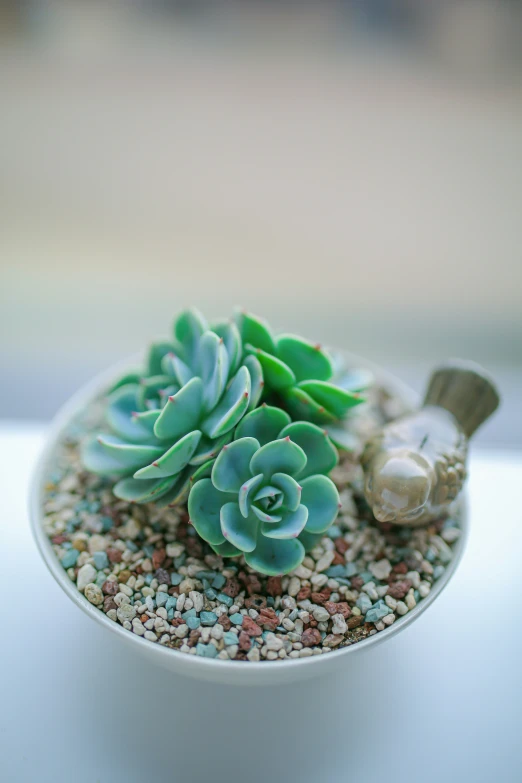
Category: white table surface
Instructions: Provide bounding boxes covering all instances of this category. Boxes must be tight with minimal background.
[1,424,521,783]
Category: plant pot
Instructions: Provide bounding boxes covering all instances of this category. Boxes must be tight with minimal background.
[29,354,467,686]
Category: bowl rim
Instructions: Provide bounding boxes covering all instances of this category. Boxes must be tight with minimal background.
[29,352,468,675]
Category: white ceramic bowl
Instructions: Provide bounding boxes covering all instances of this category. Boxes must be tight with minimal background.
[29,355,467,686]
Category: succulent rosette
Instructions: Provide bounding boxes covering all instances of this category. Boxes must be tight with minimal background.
[188,405,341,575]
[82,309,263,507]
[235,311,365,429]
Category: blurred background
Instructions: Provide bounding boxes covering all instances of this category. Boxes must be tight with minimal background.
[1,0,521,446]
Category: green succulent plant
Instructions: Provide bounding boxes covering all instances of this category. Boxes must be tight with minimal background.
[82,308,263,507]
[235,310,365,428]
[188,404,341,575]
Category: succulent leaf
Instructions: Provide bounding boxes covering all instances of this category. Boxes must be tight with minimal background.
[235,310,277,355]
[133,430,202,479]
[271,472,302,512]
[251,505,283,524]
[137,375,175,411]
[173,308,208,366]
[281,386,336,425]
[238,474,264,518]
[211,437,260,493]
[154,468,193,509]
[234,405,291,446]
[82,436,139,478]
[261,504,308,539]
[88,435,164,473]
[188,478,230,546]
[161,353,193,388]
[221,503,259,552]
[199,331,229,412]
[249,437,307,480]
[275,334,333,383]
[297,380,363,420]
[244,537,305,577]
[212,320,242,375]
[300,475,340,534]
[246,345,295,391]
[154,377,204,441]
[147,341,177,376]
[278,421,338,479]
[200,365,251,439]
[243,354,264,411]
[106,385,156,443]
[188,431,233,466]
[298,530,323,551]
[211,541,243,558]
[113,474,180,503]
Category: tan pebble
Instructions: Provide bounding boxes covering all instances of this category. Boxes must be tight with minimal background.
[72,538,87,552]
[88,535,107,554]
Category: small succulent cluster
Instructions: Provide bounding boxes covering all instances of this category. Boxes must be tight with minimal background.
[189,406,340,575]
[82,307,366,574]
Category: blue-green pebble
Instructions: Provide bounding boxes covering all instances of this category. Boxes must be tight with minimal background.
[433,565,445,579]
[61,549,79,569]
[216,592,233,607]
[223,631,238,646]
[196,570,216,581]
[200,611,218,626]
[93,551,109,570]
[212,574,226,590]
[125,540,139,553]
[365,599,389,624]
[170,573,183,586]
[182,608,197,621]
[205,588,217,600]
[325,564,346,578]
[187,617,201,630]
[156,592,168,608]
[229,613,243,626]
[196,643,218,658]
[95,571,107,587]
[100,516,113,532]
[166,596,177,611]
[356,594,372,613]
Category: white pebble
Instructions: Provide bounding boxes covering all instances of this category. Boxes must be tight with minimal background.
[310,573,328,588]
[175,624,188,639]
[117,603,137,623]
[88,534,107,554]
[396,601,408,615]
[441,527,460,543]
[211,624,223,640]
[332,614,348,634]
[313,606,330,623]
[419,582,431,598]
[84,583,103,605]
[77,564,96,592]
[189,591,204,612]
[382,613,395,626]
[106,609,117,622]
[293,565,312,579]
[405,591,417,610]
[369,559,392,580]
[406,571,421,589]
[288,576,301,597]
[385,595,398,610]
[315,551,335,572]
[144,631,158,642]
[176,594,186,612]
[247,647,261,662]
